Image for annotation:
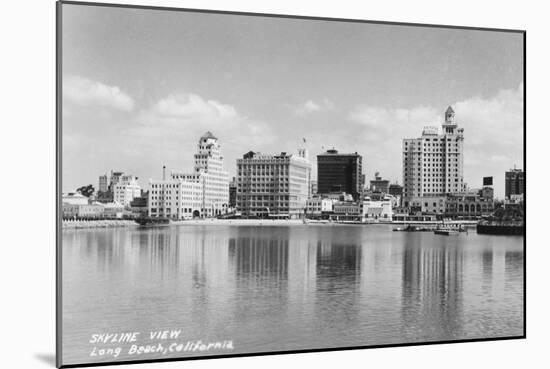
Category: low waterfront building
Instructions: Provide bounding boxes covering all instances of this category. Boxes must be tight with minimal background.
[62,203,79,219]
[331,201,362,221]
[62,192,89,205]
[363,195,393,221]
[305,197,334,218]
[236,148,311,218]
[407,195,447,215]
[102,202,125,219]
[78,203,104,218]
[62,202,104,219]
[444,190,494,220]
[148,132,230,220]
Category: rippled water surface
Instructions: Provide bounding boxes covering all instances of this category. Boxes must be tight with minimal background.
[61,224,524,365]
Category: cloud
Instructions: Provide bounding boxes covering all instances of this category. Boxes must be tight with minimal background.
[136,93,261,135]
[130,92,275,177]
[348,83,523,197]
[454,84,523,150]
[294,98,335,116]
[151,93,238,120]
[63,75,135,111]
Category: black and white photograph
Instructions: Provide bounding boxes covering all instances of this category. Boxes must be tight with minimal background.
[57,1,525,367]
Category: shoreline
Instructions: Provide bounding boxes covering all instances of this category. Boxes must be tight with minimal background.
[62,219,138,230]
[62,218,479,229]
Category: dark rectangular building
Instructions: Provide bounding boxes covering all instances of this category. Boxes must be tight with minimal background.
[370,172,390,193]
[317,149,363,199]
[505,169,525,199]
[389,183,403,197]
[229,177,237,209]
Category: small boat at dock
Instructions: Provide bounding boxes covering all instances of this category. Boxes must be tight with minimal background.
[134,216,171,227]
[393,224,432,232]
[434,229,460,236]
[433,222,466,236]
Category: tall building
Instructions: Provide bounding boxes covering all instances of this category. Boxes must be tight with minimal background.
[317,149,363,200]
[403,106,465,207]
[369,172,390,193]
[236,149,311,218]
[98,170,131,203]
[148,132,230,219]
[98,175,109,193]
[310,180,318,197]
[505,168,525,199]
[229,177,237,209]
[113,175,141,206]
[389,183,404,207]
[389,183,403,197]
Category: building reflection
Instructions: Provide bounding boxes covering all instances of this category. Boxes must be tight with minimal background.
[504,249,524,282]
[286,227,318,302]
[400,235,464,340]
[482,247,494,280]
[313,227,362,330]
[229,226,290,283]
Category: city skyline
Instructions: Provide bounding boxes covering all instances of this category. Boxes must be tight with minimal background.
[62,5,524,198]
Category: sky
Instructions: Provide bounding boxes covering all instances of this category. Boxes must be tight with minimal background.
[61,4,524,198]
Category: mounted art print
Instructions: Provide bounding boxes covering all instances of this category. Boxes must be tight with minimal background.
[57,1,526,367]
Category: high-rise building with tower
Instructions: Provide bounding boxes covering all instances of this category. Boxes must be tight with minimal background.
[148,132,230,219]
[402,106,465,208]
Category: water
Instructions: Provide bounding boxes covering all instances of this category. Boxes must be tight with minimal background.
[61,224,524,365]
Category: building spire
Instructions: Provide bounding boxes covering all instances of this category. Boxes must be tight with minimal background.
[444,106,455,124]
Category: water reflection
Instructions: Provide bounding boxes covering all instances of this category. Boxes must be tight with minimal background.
[401,235,463,341]
[62,225,523,366]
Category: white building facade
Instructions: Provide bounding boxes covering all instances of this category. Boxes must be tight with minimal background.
[305,197,334,216]
[403,106,465,207]
[148,178,203,219]
[363,195,393,221]
[148,132,230,220]
[62,192,89,205]
[113,175,141,207]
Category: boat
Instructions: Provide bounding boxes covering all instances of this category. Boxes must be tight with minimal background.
[303,219,331,225]
[393,224,432,232]
[134,216,171,227]
[434,229,460,236]
[433,222,466,235]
